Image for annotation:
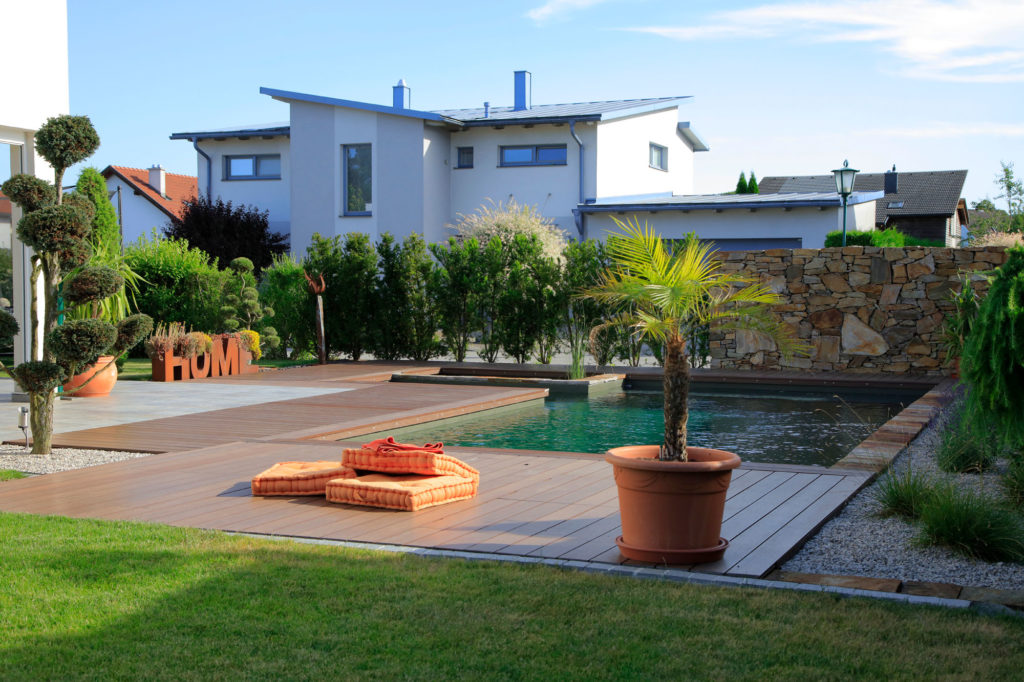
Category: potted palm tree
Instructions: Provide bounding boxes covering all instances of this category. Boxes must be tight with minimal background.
[583,218,802,564]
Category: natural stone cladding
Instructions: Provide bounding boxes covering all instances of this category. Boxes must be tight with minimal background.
[709,246,1007,376]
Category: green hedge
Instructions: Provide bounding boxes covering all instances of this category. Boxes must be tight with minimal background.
[824,228,946,248]
[124,233,226,338]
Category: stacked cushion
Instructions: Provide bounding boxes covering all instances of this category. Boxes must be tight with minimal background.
[250,440,479,511]
[251,460,356,496]
[329,443,480,511]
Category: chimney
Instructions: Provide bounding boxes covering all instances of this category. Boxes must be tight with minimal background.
[884,164,898,194]
[483,101,490,118]
[148,165,166,196]
[393,79,410,109]
[513,70,531,111]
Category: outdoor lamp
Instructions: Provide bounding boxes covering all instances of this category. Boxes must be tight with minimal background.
[832,160,859,246]
[18,406,29,450]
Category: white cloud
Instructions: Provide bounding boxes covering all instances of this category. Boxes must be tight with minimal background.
[629,1,1024,82]
[527,0,613,23]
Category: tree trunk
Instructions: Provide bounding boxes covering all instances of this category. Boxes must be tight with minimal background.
[313,294,326,365]
[29,390,55,455]
[662,334,690,461]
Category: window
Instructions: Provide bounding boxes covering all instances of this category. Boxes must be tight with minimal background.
[343,144,372,215]
[224,154,281,180]
[887,201,904,209]
[649,143,668,171]
[499,144,567,167]
[457,147,474,169]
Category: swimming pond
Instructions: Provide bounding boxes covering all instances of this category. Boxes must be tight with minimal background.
[363,388,918,467]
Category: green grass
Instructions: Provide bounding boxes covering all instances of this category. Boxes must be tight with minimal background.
[1004,459,1024,509]
[936,410,996,474]
[1,514,1023,680]
[918,486,1024,562]
[0,470,26,481]
[871,467,936,519]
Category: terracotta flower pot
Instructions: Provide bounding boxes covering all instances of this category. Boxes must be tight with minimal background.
[605,445,741,564]
[62,355,118,397]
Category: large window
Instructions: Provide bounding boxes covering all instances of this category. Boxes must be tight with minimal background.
[224,154,281,180]
[499,144,567,167]
[343,144,372,215]
[649,143,668,171]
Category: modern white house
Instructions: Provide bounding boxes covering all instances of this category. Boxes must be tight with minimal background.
[1,0,69,364]
[173,71,880,253]
[101,165,198,244]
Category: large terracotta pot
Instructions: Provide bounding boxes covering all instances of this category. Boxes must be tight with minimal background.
[62,355,118,397]
[605,445,741,564]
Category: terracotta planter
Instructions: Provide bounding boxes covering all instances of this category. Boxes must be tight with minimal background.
[605,445,741,564]
[63,355,118,397]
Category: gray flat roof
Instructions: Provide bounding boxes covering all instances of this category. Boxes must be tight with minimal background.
[170,123,290,140]
[579,191,883,213]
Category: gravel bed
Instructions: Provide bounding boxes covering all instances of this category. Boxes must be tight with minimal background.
[783,397,1024,590]
[0,444,151,475]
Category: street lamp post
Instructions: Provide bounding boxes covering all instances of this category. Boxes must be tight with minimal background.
[832,160,859,247]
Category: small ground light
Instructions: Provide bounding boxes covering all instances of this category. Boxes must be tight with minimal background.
[18,406,29,450]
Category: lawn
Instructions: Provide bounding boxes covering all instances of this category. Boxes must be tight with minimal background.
[1,513,1022,680]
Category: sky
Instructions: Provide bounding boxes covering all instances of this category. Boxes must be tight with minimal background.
[65,0,1024,205]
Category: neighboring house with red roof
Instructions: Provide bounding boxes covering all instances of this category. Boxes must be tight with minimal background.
[101,165,198,244]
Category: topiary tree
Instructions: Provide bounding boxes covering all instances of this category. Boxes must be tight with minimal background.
[963,246,1024,450]
[75,167,120,252]
[0,115,153,453]
[220,257,279,355]
[735,172,748,194]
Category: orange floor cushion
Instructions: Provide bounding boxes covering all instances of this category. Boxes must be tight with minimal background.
[251,460,356,496]
[325,473,479,511]
[342,447,480,481]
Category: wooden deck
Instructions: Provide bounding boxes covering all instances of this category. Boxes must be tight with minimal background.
[46,382,547,453]
[0,439,871,578]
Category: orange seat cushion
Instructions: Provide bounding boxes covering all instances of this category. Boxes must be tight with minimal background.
[342,448,479,481]
[251,460,356,496]
[325,473,479,511]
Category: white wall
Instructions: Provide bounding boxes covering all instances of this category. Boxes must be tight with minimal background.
[1,0,69,132]
[422,124,451,244]
[196,136,291,237]
[1,0,68,364]
[375,114,426,242]
[449,122,595,238]
[289,102,338,255]
[595,108,693,198]
[104,175,174,245]
[583,203,875,248]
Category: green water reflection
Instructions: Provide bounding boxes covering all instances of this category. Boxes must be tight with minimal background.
[375,390,911,466]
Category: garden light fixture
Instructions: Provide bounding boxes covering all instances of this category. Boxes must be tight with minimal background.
[832,160,859,247]
[18,406,29,450]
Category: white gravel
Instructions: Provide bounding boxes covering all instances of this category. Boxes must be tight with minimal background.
[0,443,151,475]
[783,396,1024,590]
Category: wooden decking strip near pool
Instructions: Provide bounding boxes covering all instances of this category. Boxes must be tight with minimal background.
[42,382,547,453]
[0,439,871,578]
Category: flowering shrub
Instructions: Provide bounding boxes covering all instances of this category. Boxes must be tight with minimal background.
[239,329,262,360]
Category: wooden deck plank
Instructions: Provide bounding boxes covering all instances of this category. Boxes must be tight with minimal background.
[44,382,547,453]
[723,474,870,578]
[697,474,840,575]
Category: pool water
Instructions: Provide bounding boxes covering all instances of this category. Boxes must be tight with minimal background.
[370,389,914,467]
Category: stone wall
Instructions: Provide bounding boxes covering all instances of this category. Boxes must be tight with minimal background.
[708,246,1007,375]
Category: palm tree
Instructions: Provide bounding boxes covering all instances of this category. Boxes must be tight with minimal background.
[583,217,803,462]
